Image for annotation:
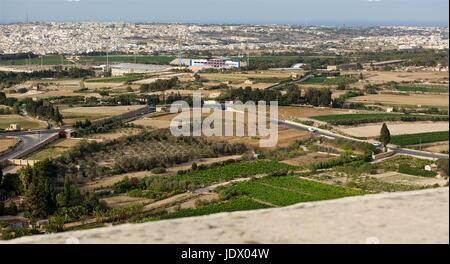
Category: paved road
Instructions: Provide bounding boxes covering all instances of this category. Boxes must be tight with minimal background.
[0,129,62,137]
[393,147,449,160]
[229,108,449,160]
[267,74,313,90]
[282,119,449,160]
[0,132,59,161]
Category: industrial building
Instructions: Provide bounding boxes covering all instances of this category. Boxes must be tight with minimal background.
[170,57,240,70]
[108,63,171,76]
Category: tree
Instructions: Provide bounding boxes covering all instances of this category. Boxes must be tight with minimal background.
[0,164,3,188]
[437,159,449,177]
[56,175,81,208]
[379,123,391,152]
[24,160,57,219]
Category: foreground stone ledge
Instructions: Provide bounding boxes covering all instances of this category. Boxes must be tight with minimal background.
[4,188,449,244]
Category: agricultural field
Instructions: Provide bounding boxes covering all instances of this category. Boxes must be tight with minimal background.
[221,176,365,207]
[150,174,367,221]
[300,75,358,86]
[85,75,145,83]
[277,106,352,120]
[60,105,145,124]
[347,93,449,107]
[214,126,309,149]
[5,79,123,100]
[421,143,449,153]
[0,137,18,152]
[25,138,81,160]
[375,156,438,177]
[53,129,249,183]
[0,55,70,65]
[200,71,297,84]
[85,127,143,141]
[393,85,449,94]
[338,121,449,138]
[390,131,449,147]
[281,153,338,166]
[165,160,296,187]
[77,55,175,65]
[311,113,448,126]
[159,197,270,220]
[0,114,47,130]
[370,171,447,187]
[348,70,449,85]
[81,155,243,192]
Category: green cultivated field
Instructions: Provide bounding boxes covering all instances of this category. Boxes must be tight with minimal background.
[0,55,70,65]
[170,160,297,187]
[394,86,449,94]
[158,176,365,220]
[300,75,358,85]
[78,55,175,65]
[224,176,365,206]
[390,131,449,147]
[311,113,449,125]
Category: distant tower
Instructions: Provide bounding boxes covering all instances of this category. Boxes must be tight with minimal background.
[26,14,29,24]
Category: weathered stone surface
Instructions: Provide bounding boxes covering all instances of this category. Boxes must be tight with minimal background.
[5,188,449,244]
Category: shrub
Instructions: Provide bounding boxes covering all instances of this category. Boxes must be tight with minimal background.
[151,167,167,174]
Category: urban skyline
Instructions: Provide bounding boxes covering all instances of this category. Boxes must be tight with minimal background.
[0,0,448,26]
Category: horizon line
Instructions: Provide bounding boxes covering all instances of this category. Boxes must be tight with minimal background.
[0,20,448,28]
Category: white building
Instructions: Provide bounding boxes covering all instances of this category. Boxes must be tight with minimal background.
[110,63,171,76]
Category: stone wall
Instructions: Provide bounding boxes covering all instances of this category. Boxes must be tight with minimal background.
[4,188,448,244]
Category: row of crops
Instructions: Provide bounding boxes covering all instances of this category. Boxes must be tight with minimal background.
[153,176,366,220]
[393,86,449,94]
[117,160,298,200]
[223,176,366,207]
[55,129,249,179]
[390,131,449,147]
[311,113,449,125]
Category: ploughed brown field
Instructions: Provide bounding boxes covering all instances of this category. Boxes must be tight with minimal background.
[338,121,450,138]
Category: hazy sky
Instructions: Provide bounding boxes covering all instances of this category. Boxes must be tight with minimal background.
[0,0,448,26]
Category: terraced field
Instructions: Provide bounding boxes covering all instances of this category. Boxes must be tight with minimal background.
[157,176,365,220]
[224,176,366,206]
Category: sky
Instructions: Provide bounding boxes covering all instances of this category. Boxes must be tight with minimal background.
[0,0,448,26]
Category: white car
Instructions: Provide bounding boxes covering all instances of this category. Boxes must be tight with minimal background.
[371,142,382,148]
[308,127,317,133]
